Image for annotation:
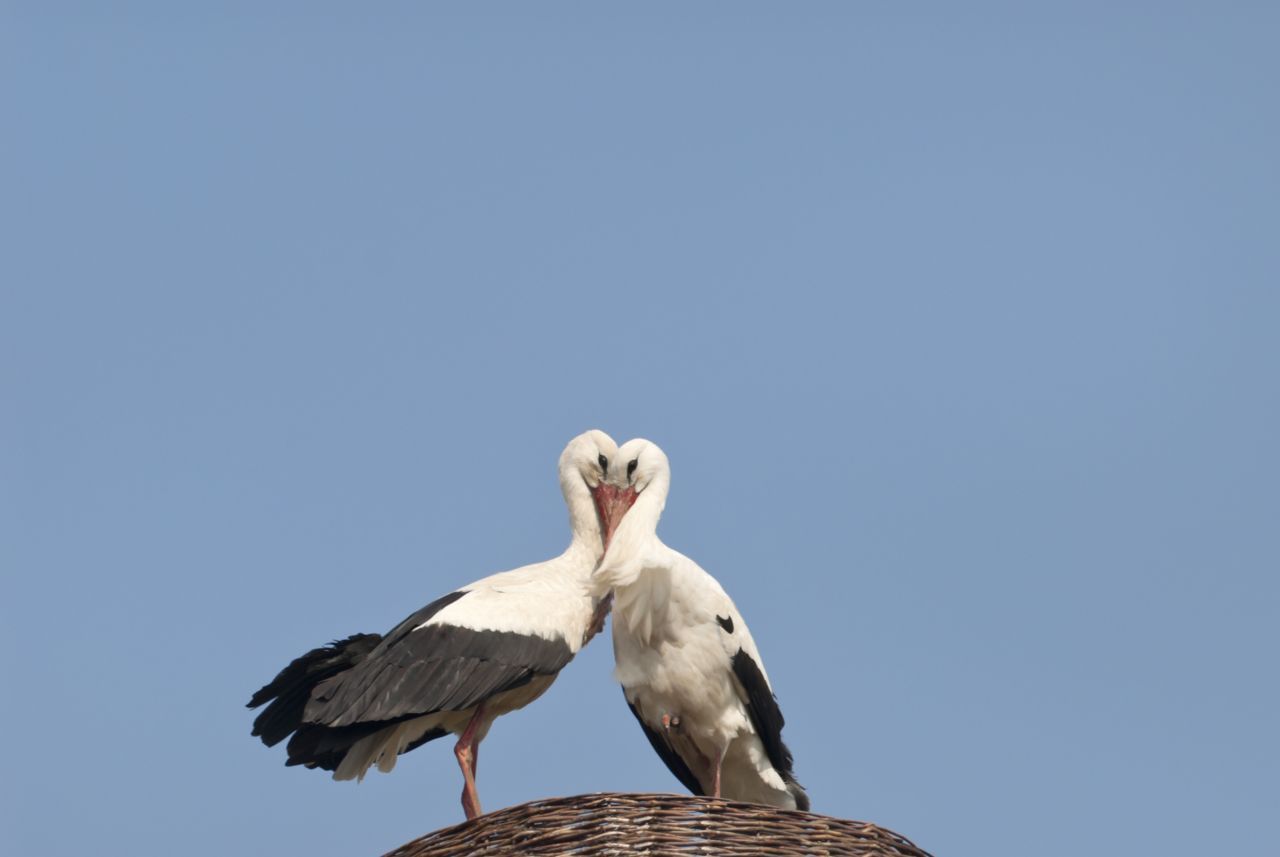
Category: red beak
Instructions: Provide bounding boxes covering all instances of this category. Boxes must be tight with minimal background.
[592,484,639,550]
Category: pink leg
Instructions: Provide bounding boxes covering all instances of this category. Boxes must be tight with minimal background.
[453,703,487,820]
[712,746,726,799]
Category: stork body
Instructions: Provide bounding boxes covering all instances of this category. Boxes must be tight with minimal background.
[248,430,623,820]
[594,439,809,811]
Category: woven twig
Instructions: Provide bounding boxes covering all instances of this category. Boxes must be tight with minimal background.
[383,792,933,857]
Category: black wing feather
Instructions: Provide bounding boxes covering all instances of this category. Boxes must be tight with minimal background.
[625,694,705,796]
[247,633,383,748]
[282,722,449,771]
[731,648,810,810]
[247,590,468,770]
[304,592,575,727]
[248,588,574,772]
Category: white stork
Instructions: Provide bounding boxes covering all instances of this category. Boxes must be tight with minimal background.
[592,438,809,810]
[247,429,634,820]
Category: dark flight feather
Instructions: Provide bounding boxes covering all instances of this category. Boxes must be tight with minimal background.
[247,633,383,748]
[305,623,574,726]
[247,590,466,769]
[248,588,575,773]
[731,648,810,811]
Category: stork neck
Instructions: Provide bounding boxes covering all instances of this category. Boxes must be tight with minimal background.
[563,478,605,559]
[601,479,666,569]
[628,484,666,535]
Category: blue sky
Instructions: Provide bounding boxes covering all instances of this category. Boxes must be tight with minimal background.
[3,4,1277,856]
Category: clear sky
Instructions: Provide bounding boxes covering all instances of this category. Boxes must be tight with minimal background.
[3,4,1277,856]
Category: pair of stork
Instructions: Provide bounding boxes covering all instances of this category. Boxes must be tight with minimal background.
[247,430,807,820]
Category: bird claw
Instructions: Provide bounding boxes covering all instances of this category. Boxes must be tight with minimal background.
[661,713,681,731]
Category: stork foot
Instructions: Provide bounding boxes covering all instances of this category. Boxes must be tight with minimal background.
[454,703,487,821]
[454,743,483,820]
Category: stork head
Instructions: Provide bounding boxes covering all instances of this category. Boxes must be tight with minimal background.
[593,437,669,548]
[558,429,620,549]
[590,438,672,593]
[612,438,669,497]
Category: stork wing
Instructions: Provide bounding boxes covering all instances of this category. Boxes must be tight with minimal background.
[730,647,797,783]
[303,589,575,728]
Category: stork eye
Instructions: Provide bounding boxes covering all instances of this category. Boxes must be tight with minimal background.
[627,459,638,478]
[598,454,609,472]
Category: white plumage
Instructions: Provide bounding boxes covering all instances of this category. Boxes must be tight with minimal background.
[249,429,624,820]
[331,557,603,782]
[421,560,604,641]
[593,439,809,810]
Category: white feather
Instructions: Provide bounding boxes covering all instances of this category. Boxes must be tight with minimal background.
[328,429,619,783]
[598,438,804,810]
